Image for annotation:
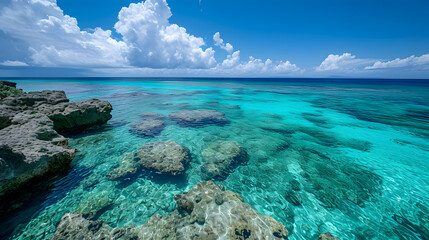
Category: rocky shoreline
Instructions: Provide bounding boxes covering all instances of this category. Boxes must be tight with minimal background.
[1,81,342,240]
[0,81,112,211]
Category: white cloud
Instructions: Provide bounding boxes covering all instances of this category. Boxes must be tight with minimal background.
[221,51,240,68]
[0,0,215,69]
[316,53,376,72]
[0,0,128,67]
[115,0,216,68]
[0,0,301,76]
[0,60,28,67]
[213,32,233,53]
[233,56,301,74]
[365,54,429,70]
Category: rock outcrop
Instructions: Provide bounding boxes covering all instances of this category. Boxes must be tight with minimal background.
[0,80,22,99]
[0,82,112,205]
[1,90,112,134]
[169,110,229,127]
[201,141,248,180]
[135,141,191,176]
[51,181,289,240]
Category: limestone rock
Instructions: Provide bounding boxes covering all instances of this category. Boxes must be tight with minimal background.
[201,141,248,180]
[0,83,113,207]
[0,80,22,99]
[135,141,191,175]
[51,181,289,240]
[0,112,75,197]
[1,90,112,134]
[169,110,229,127]
[2,90,69,106]
[44,99,113,134]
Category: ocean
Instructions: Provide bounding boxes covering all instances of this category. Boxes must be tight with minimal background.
[2,78,429,239]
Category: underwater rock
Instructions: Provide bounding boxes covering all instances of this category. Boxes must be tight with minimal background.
[107,153,139,180]
[0,82,112,206]
[169,109,229,127]
[50,212,139,240]
[75,190,115,216]
[135,141,191,175]
[138,112,166,120]
[129,119,165,137]
[51,181,289,240]
[201,141,248,180]
[318,232,340,240]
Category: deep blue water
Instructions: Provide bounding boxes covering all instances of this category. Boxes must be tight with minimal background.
[2,78,429,240]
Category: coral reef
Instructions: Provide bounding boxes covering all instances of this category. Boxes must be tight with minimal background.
[135,141,191,176]
[51,181,288,240]
[201,141,248,180]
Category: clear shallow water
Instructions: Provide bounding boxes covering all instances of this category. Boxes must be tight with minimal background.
[3,78,429,240]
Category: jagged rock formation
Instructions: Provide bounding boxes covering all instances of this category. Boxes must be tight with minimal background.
[201,141,248,180]
[169,109,229,127]
[0,82,112,205]
[51,181,289,240]
[0,80,23,99]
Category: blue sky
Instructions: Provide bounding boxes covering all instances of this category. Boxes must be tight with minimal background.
[0,0,428,78]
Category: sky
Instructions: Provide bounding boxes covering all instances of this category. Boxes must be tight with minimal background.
[0,0,428,78]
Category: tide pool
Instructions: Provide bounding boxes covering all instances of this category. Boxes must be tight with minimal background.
[3,78,429,240]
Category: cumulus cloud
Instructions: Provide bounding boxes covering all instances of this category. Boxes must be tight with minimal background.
[221,51,240,68]
[0,0,302,75]
[316,53,376,72]
[115,0,215,68]
[365,54,429,70]
[213,32,233,53]
[0,0,215,69]
[216,51,301,74]
[0,60,29,67]
[234,56,301,74]
[0,0,128,67]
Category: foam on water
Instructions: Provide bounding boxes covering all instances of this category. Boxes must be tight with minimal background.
[4,78,429,240]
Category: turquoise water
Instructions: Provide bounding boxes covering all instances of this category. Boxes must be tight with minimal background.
[3,78,429,239]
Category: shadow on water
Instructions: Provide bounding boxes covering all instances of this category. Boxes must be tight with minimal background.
[63,121,125,139]
[0,165,91,239]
